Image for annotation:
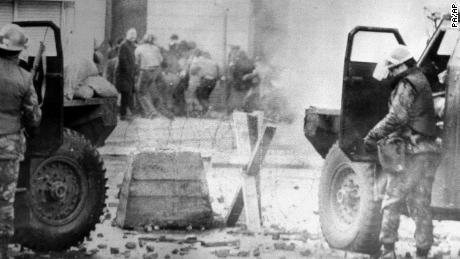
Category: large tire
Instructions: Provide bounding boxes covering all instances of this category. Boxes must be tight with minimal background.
[318,144,382,254]
[15,129,107,251]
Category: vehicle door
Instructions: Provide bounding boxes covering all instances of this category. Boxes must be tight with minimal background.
[14,21,64,155]
[340,26,405,161]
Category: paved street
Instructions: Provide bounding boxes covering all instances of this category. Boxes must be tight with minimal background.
[12,117,460,258]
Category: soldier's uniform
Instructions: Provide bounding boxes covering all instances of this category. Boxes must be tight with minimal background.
[0,134,25,238]
[0,24,41,253]
[365,67,440,255]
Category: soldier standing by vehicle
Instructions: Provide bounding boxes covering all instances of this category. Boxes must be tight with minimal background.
[0,24,41,258]
[363,45,440,259]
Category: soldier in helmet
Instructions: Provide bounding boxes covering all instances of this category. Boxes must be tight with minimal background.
[364,45,440,259]
[0,23,41,257]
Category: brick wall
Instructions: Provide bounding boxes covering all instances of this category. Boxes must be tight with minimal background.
[111,0,147,42]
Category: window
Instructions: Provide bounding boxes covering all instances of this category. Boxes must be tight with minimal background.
[437,29,460,56]
[350,31,400,63]
[22,27,57,57]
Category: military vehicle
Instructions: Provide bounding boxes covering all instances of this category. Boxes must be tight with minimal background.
[304,17,460,254]
[11,21,117,251]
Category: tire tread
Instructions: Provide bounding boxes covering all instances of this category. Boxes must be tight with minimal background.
[319,143,382,254]
[15,128,107,251]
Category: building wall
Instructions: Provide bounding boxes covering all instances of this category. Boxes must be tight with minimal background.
[69,0,107,60]
[111,0,147,44]
[0,0,107,61]
[147,0,252,66]
[109,0,253,65]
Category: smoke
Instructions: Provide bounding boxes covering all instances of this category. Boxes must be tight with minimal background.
[256,0,452,112]
[251,0,451,150]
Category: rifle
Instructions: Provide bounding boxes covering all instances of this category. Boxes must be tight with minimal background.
[31,40,46,106]
[31,41,45,79]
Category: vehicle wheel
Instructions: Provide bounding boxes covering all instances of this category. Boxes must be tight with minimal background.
[318,144,382,254]
[15,128,107,251]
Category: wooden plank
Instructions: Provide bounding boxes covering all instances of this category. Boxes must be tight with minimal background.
[249,111,264,147]
[226,112,261,227]
[128,180,207,197]
[225,188,243,226]
[242,175,262,232]
[232,111,252,158]
[247,111,264,223]
[226,125,276,228]
[115,154,135,227]
[242,126,276,231]
[124,197,213,228]
[245,126,277,176]
[247,114,259,149]
[131,152,205,180]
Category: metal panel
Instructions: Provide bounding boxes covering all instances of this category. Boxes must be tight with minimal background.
[431,39,460,209]
[16,1,62,26]
[0,1,13,28]
[304,107,340,158]
[13,21,63,156]
[339,26,405,161]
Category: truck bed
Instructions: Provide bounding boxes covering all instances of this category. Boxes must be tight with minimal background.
[64,97,117,107]
[304,106,340,158]
[63,97,118,147]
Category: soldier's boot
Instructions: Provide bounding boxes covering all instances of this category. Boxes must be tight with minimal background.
[415,248,429,259]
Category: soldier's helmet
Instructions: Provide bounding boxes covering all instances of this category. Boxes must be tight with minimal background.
[373,44,414,81]
[385,44,413,69]
[0,24,28,51]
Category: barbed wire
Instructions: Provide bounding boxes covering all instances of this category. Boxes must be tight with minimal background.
[118,113,235,154]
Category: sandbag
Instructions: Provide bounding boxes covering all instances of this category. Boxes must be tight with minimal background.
[64,57,99,100]
[74,84,94,99]
[85,76,118,97]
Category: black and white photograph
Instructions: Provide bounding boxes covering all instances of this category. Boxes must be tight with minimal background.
[0,0,457,258]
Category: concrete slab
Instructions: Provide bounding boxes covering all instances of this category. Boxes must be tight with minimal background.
[116,151,213,229]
